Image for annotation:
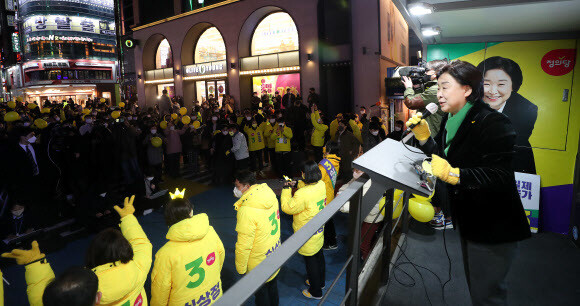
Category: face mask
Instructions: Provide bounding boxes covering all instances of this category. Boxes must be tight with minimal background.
[277,114,283,118]
[222,130,228,135]
[371,131,379,136]
[246,116,251,120]
[104,123,109,128]
[12,209,24,217]
[318,119,323,124]
[146,177,154,181]
[252,123,257,128]
[229,131,235,136]
[86,119,92,124]
[212,117,218,121]
[147,115,151,118]
[23,122,31,127]
[360,111,365,115]
[55,116,60,121]
[92,112,97,116]
[28,136,37,143]
[269,119,276,124]
[233,186,244,198]
[395,126,402,132]
[278,123,284,127]
[169,126,175,131]
[151,129,157,134]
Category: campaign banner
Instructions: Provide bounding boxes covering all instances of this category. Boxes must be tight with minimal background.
[252,73,300,97]
[23,15,115,36]
[515,172,541,233]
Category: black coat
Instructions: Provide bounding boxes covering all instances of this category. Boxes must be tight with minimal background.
[501,92,537,174]
[420,99,531,244]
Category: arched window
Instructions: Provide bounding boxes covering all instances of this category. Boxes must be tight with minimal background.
[251,12,298,56]
[194,27,226,63]
[155,38,173,69]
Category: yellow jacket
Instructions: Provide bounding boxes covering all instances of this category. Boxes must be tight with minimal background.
[263,122,276,149]
[92,215,152,306]
[319,155,341,204]
[244,123,266,151]
[281,180,327,256]
[151,214,225,306]
[234,184,281,281]
[349,119,363,144]
[311,111,328,147]
[24,259,56,306]
[269,126,293,152]
[329,119,339,141]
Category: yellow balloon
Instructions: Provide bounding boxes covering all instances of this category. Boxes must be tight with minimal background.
[380,189,404,219]
[160,120,168,129]
[41,107,51,114]
[16,96,23,102]
[119,102,125,108]
[8,101,16,108]
[193,120,201,129]
[111,111,121,119]
[27,103,37,109]
[408,197,435,223]
[151,136,162,147]
[34,118,48,129]
[171,113,178,120]
[82,108,91,115]
[182,115,191,124]
[4,111,20,122]
[179,107,187,115]
[100,98,106,103]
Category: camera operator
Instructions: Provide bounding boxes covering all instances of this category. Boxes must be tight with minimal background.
[402,59,447,137]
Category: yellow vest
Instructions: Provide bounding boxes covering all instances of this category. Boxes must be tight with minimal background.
[319,155,341,204]
[269,126,293,152]
[244,123,266,151]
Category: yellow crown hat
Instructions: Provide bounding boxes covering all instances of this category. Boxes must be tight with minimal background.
[169,188,186,200]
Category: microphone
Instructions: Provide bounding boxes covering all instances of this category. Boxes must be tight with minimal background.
[370,101,381,108]
[401,103,438,143]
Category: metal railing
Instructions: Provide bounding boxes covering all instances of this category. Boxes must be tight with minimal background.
[214,177,409,306]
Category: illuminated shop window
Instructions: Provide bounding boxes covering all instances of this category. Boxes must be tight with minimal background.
[194,27,226,63]
[251,12,298,56]
[156,38,173,69]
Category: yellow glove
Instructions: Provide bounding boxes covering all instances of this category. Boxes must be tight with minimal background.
[405,112,431,141]
[114,195,136,218]
[431,154,460,185]
[225,150,230,156]
[1,241,45,265]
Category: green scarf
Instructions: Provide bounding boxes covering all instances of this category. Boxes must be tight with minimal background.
[444,102,473,155]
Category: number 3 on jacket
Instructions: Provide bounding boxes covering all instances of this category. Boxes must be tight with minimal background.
[185,256,206,289]
[269,210,280,235]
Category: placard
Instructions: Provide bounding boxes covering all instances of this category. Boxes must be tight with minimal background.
[515,172,540,233]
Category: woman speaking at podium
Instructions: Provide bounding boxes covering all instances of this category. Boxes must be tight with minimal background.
[406,60,530,306]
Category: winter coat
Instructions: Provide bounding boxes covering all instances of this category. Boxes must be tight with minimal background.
[244,123,266,151]
[281,180,326,256]
[92,215,153,306]
[310,111,328,147]
[22,259,55,306]
[143,133,164,165]
[151,214,225,306]
[230,132,249,160]
[319,155,341,204]
[269,125,293,152]
[164,127,186,154]
[234,184,281,281]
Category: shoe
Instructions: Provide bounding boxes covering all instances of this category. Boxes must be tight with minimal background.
[322,244,338,250]
[429,212,444,228]
[302,289,322,300]
[305,279,326,289]
[435,218,453,230]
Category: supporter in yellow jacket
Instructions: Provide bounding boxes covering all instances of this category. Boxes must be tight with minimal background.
[244,120,266,152]
[310,109,328,148]
[349,119,363,144]
[318,143,341,205]
[151,198,225,306]
[85,195,153,306]
[2,241,100,306]
[233,171,281,304]
[281,163,327,256]
[263,117,277,150]
[269,118,293,152]
[329,114,343,141]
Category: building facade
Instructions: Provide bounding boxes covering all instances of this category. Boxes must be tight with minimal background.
[6,0,119,105]
[129,0,411,116]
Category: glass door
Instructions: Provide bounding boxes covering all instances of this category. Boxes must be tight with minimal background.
[196,81,207,103]
[216,80,226,107]
[206,81,216,103]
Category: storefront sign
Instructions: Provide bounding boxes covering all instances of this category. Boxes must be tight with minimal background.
[23,15,115,36]
[42,60,70,68]
[7,15,16,27]
[11,32,20,52]
[23,62,40,70]
[184,61,226,77]
[252,73,300,96]
[75,61,112,68]
[6,0,16,11]
[18,0,114,9]
[26,35,93,43]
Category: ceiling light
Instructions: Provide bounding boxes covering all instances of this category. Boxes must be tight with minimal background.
[421,26,441,37]
[409,2,433,16]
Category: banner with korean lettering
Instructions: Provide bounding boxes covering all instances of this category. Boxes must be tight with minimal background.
[23,15,115,36]
[515,172,540,233]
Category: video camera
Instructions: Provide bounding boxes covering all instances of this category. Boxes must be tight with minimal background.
[385,62,431,98]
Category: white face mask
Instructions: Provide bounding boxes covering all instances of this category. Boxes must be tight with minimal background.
[54,116,60,121]
[212,117,218,121]
[269,119,276,124]
[222,130,228,135]
[23,122,31,127]
[86,119,92,124]
[169,126,175,130]
[12,208,24,217]
[395,126,402,132]
[151,129,157,134]
[28,136,37,143]
[233,186,244,198]
[146,177,154,181]
[246,116,251,120]
[104,123,109,128]
[278,123,284,127]
[371,131,379,136]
